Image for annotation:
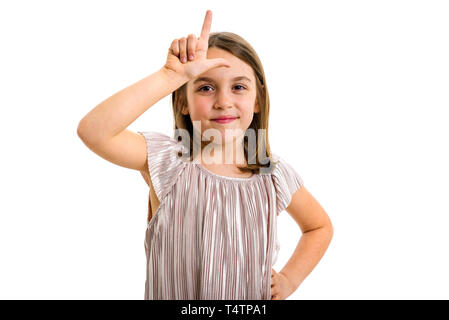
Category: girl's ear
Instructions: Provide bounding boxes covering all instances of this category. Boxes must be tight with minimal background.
[254,100,260,113]
[181,104,189,115]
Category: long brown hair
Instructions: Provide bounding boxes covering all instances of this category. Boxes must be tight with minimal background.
[171,32,273,174]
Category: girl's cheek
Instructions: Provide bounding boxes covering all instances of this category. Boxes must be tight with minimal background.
[193,99,212,115]
[189,104,210,120]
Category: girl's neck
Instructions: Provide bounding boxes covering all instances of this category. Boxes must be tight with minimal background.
[193,140,247,167]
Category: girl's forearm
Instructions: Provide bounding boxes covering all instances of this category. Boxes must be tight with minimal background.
[280,225,333,291]
[77,67,188,144]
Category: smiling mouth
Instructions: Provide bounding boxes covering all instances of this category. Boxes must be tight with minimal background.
[211,117,238,124]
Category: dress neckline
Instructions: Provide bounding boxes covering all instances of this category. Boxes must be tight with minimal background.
[193,162,259,182]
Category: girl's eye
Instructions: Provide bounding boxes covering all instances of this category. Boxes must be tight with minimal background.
[198,85,212,92]
[198,85,246,92]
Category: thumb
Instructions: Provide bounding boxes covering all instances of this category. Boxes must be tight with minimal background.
[202,58,231,71]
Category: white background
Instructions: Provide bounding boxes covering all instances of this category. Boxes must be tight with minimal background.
[1,0,448,299]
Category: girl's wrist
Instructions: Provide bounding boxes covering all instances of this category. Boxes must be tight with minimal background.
[160,66,189,86]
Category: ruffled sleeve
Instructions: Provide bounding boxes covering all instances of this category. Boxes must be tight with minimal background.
[137,131,188,203]
[271,154,305,215]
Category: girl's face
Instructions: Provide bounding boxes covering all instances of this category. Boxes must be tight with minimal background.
[184,47,259,148]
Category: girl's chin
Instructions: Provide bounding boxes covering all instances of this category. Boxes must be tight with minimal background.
[206,129,245,138]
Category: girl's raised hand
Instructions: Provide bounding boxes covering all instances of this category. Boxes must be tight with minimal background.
[163,10,231,81]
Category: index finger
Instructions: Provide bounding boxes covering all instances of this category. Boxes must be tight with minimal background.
[199,10,212,43]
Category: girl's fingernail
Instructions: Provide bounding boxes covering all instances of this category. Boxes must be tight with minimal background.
[189,55,194,60]
[181,57,186,63]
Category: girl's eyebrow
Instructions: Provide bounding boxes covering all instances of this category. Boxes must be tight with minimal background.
[193,76,252,84]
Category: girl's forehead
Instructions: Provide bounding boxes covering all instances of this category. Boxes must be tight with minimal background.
[194,72,252,82]
[193,65,254,83]
[187,50,255,85]
[207,49,253,69]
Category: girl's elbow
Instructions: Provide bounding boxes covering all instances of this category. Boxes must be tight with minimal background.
[322,220,334,240]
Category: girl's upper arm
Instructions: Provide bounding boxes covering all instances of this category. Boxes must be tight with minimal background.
[79,129,148,172]
[286,186,333,233]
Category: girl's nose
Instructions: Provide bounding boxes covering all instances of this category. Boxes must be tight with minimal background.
[214,90,233,109]
[214,103,231,109]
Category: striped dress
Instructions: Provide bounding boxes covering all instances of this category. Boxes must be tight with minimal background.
[137,131,304,300]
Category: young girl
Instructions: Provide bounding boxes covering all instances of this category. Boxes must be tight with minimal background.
[77,10,333,300]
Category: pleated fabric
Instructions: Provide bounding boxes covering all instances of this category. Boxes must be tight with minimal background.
[137,131,304,300]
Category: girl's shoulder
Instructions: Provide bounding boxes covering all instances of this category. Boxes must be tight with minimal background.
[137,130,188,202]
[269,153,305,215]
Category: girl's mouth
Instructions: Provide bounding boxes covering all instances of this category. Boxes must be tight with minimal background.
[211,117,238,124]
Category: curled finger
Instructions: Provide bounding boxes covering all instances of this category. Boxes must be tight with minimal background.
[187,34,197,60]
[170,39,180,56]
[179,37,187,63]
